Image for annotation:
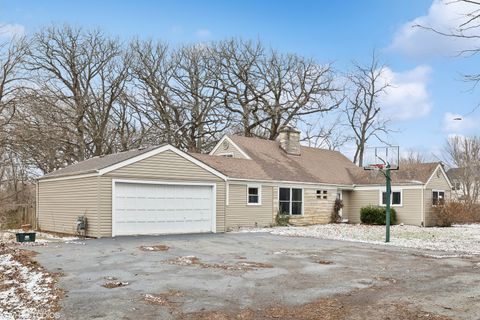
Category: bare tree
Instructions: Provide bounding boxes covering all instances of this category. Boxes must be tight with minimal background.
[399,150,427,165]
[443,135,480,203]
[417,0,480,108]
[0,36,28,147]
[26,25,133,162]
[169,44,228,152]
[12,91,80,173]
[214,39,342,140]
[130,39,178,147]
[213,39,266,137]
[346,54,392,166]
[302,116,352,150]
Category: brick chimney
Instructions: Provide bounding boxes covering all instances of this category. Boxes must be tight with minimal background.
[277,126,301,155]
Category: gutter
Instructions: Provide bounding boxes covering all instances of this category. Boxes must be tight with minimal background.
[226,177,354,189]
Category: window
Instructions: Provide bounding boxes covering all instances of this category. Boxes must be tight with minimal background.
[218,153,234,158]
[247,185,261,205]
[279,187,303,215]
[381,190,402,206]
[316,190,328,199]
[432,190,445,206]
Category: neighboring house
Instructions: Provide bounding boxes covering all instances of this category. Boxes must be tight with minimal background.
[36,127,452,237]
[447,167,480,202]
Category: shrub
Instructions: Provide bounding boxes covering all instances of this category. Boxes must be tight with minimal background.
[360,205,397,225]
[431,200,480,227]
[275,210,290,226]
[331,198,343,223]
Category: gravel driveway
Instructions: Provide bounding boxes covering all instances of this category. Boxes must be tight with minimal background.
[31,232,480,319]
[240,224,480,255]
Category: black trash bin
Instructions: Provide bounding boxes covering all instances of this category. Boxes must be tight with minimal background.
[15,232,36,242]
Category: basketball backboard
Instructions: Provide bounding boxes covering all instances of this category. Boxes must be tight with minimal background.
[363,146,399,171]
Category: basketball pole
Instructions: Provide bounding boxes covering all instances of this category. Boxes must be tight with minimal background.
[385,164,391,243]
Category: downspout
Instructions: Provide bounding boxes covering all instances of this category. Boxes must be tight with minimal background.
[97,175,101,238]
[35,179,39,230]
[421,185,425,227]
[225,180,229,232]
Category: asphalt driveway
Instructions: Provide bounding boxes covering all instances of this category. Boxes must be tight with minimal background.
[32,233,480,319]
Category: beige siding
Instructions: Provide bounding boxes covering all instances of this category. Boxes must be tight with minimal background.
[99,150,226,237]
[397,189,423,226]
[226,183,274,229]
[37,176,100,237]
[344,190,378,224]
[344,188,423,226]
[211,140,248,159]
[341,190,353,220]
[425,167,451,190]
[424,167,452,227]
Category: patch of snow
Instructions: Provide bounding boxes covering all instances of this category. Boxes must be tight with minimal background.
[237,224,480,255]
[0,251,59,319]
[64,241,85,245]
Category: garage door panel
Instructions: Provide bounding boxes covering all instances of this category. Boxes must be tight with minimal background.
[113,182,214,236]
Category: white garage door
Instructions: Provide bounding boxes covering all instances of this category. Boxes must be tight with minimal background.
[112,181,215,236]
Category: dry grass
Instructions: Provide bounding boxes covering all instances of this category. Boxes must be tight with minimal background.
[179,296,453,320]
[0,244,64,319]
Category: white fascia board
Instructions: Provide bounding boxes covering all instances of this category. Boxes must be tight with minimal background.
[354,184,424,190]
[98,144,227,181]
[209,135,252,160]
[227,177,354,189]
[37,172,99,182]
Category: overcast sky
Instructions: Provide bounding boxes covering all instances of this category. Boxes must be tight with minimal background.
[1,0,479,159]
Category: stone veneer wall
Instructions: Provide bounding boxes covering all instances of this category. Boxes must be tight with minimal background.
[273,187,337,226]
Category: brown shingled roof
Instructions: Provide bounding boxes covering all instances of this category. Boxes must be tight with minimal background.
[41,145,161,179]
[350,162,441,185]
[191,136,362,185]
[191,136,442,186]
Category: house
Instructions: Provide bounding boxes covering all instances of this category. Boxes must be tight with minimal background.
[36,127,452,237]
[447,167,480,202]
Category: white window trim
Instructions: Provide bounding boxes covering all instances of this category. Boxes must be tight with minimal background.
[247,184,262,205]
[378,189,403,207]
[278,186,304,216]
[432,189,445,206]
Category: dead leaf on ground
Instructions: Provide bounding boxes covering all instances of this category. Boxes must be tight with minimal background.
[144,290,185,308]
[139,244,170,252]
[163,256,272,271]
[102,281,129,288]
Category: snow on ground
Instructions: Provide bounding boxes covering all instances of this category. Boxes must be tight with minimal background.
[238,224,480,255]
[0,247,61,320]
[0,229,80,245]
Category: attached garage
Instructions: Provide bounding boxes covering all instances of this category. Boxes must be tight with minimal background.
[112,181,216,236]
[37,145,226,237]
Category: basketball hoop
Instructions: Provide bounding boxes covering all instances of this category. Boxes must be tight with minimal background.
[363,146,399,171]
[362,146,400,244]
